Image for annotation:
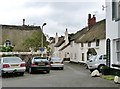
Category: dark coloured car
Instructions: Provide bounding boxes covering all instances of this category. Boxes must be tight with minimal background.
[26,56,51,74]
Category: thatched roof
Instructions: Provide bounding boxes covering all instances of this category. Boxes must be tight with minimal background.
[75,19,106,43]
[59,43,70,51]
[54,36,65,47]
[70,27,88,41]
[57,34,74,50]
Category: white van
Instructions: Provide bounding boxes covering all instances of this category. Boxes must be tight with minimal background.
[86,54,107,72]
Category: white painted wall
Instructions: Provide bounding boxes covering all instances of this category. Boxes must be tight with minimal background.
[106,0,120,69]
[70,39,106,63]
[106,1,119,39]
[69,41,79,63]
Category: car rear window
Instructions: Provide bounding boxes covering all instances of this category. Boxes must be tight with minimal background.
[51,57,61,61]
[3,57,22,63]
[33,57,48,62]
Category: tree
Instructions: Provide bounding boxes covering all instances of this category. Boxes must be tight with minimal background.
[23,31,48,51]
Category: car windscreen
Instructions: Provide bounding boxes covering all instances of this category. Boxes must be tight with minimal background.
[33,57,48,62]
[51,57,61,61]
[3,57,22,63]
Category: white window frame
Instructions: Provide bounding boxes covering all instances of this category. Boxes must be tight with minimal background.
[112,0,120,21]
[116,39,120,63]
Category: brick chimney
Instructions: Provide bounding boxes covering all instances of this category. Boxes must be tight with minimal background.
[88,14,96,29]
[23,19,25,26]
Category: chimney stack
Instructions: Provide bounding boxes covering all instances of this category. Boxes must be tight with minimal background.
[23,19,25,26]
[56,33,58,36]
[88,14,96,29]
[88,14,91,19]
[93,15,96,24]
[55,32,58,44]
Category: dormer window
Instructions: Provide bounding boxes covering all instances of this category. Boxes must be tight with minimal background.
[4,40,12,47]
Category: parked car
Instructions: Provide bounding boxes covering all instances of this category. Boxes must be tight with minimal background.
[50,57,64,70]
[0,56,26,76]
[86,54,107,72]
[26,56,51,74]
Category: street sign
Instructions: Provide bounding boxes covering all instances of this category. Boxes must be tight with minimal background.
[40,48,44,52]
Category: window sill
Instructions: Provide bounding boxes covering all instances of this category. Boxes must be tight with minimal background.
[112,64,120,68]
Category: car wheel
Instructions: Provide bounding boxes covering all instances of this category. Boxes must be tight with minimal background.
[61,67,64,70]
[98,65,105,72]
[2,73,5,77]
[19,72,24,76]
[46,70,50,73]
[29,68,33,74]
[84,64,88,69]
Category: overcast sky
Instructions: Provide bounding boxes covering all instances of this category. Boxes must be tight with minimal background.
[0,0,105,37]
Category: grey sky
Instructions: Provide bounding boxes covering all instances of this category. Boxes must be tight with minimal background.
[0,0,105,37]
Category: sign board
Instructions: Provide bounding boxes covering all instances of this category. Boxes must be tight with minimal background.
[40,48,44,52]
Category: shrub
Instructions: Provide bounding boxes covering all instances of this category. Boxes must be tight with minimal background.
[101,66,110,75]
[0,46,14,52]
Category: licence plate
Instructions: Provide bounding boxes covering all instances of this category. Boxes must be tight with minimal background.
[11,64,19,67]
[38,63,45,66]
[54,62,60,64]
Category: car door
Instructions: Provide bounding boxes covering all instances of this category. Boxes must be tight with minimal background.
[102,55,107,65]
[98,55,106,65]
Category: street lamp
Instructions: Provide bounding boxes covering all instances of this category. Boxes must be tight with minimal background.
[41,23,47,50]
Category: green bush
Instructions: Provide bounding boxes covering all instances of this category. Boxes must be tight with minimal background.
[101,66,110,75]
[0,46,14,52]
[102,66,110,70]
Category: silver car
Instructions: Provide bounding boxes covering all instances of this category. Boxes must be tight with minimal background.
[50,57,64,70]
[0,56,26,76]
[86,55,106,72]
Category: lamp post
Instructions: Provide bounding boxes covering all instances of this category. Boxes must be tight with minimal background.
[41,23,47,54]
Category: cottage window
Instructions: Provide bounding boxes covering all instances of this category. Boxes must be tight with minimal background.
[82,53,84,61]
[65,52,67,58]
[112,0,120,21]
[71,41,74,47]
[71,53,73,59]
[4,40,12,47]
[74,53,77,59]
[81,43,84,47]
[88,42,91,47]
[96,39,100,46]
[116,39,120,62]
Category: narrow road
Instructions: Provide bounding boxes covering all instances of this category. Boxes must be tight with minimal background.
[2,62,119,87]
